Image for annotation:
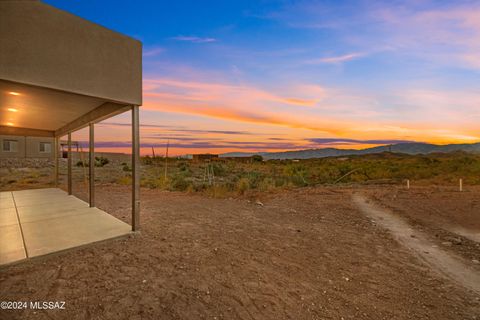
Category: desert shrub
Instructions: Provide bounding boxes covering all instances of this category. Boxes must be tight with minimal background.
[122,164,132,172]
[176,161,193,176]
[95,156,109,167]
[142,155,154,165]
[117,176,132,185]
[258,177,276,191]
[170,174,190,191]
[141,176,170,189]
[211,163,226,177]
[246,171,263,188]
[236,177,250,195]
[185,184,195,193]
[252,155,263,162]
[283,164,309,186]
[206,184,231,198]
[177,161,189,171]
[76,160,87,167]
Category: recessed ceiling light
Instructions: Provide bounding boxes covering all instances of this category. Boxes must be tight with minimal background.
[8,92,20,96]
[6,122,14,126]
[7,108,18,112]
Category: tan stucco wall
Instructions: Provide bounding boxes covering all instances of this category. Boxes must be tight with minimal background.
[0,135,26,158]
[0,135,54,159]
[0,0,142,105]
[26,137,54,158]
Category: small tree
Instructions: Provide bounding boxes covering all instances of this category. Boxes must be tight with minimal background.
[252,155,263,162]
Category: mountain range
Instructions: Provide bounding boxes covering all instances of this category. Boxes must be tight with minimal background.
[220,142,480,160]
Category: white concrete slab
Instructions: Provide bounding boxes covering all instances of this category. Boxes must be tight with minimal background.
[0,197,15,209]
[0,224,26,265]
[17,202,89,223]
[14,195,87,208]
[12,188,62,195]
[0,207,19,227]
[0,188,131,266]
[22,208,131,257]
[0,191,13,199]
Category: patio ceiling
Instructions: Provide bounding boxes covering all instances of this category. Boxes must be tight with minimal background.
[0,80,105,132]
[0,80,132,137]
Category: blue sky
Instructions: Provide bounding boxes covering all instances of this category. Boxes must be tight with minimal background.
[44,0,480,155]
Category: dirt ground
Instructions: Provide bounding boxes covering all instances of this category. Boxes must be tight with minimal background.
[365,186,480,264]
[1,185,480,319]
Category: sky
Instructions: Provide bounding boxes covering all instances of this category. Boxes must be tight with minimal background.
[45,0,480,156]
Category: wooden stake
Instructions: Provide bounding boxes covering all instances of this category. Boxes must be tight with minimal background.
[459,178,463,192]
[164,139,169,179]
[406,179,410,190]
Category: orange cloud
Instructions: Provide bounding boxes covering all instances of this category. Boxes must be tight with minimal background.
[281,97,317,106]
[142,99,343,135]
[144,78,323,107]
[141,77,480,145]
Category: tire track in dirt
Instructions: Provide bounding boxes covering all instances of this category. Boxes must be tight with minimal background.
[352,193,480,295]
[449,226,480,243]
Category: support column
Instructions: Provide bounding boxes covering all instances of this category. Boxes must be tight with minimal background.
[68,132,72,195]
[89,123,95,207]
[132,105,140,231]
[54,137,59,187]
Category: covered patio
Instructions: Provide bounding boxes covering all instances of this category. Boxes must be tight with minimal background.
[0,1,142,266]
[0,188,131,265]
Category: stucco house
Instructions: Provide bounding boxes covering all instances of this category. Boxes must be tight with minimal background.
[0,0,142,266]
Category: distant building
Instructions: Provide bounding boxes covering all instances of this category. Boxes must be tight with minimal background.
[60,140,80,158]
[220,156,255,163]
[192,153,219,161]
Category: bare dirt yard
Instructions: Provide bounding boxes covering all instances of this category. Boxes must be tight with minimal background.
[1,185,480,319]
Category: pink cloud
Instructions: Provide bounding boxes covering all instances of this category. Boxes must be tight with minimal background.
[305,52,365,64]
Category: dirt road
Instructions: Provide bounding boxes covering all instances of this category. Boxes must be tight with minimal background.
[353,193,480,294]
[1,185,479,319]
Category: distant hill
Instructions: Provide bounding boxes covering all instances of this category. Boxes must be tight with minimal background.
[220,142,480,160]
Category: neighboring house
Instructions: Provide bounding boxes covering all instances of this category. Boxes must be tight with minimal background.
[192,154,219,162]
[0,135,54,158]
[219,156,256,163]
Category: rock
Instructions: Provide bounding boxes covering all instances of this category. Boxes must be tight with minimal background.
[445,236,462,245]
[472,259,479,264]
[255,200,264,206]
[442,241,452,246]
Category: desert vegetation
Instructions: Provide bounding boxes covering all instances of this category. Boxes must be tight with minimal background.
[2,151,480,194]
[130,151,480,196]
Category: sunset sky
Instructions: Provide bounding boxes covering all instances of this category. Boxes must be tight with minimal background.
[46,0,480,156]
